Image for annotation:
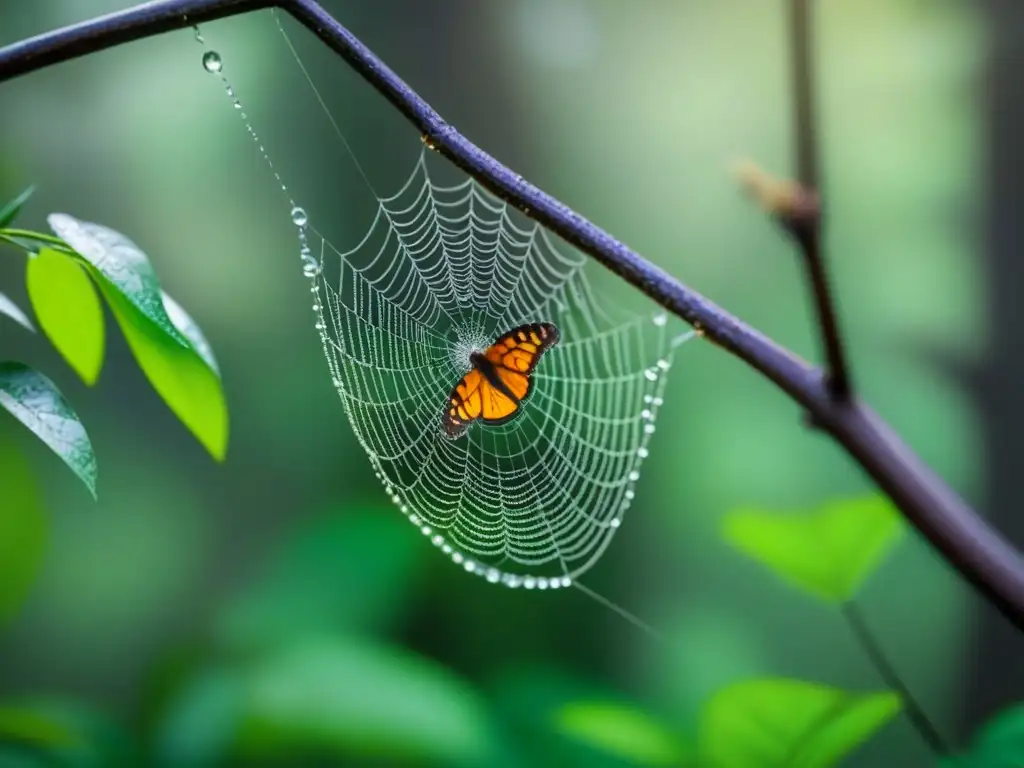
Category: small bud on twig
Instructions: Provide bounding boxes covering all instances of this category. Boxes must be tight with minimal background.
[731,158,819,239]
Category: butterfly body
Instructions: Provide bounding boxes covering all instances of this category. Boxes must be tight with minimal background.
[443,322,559,438]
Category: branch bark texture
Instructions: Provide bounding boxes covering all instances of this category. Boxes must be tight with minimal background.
[0,0,1021,630]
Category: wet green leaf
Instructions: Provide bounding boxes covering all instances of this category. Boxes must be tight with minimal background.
[47,214,187,347]
[0,186,35,229]
[0,292,34,332]
[235,637,496,764]
[699,678,901,768]
[554,701,689,766]
[26,248,104,386]
[218,508,424,649]
[722,496,902,602]
[94,280,228,460]
[161,291,219,376]
[0,438,47,625]
[0,362,97,497]
[45,215,227,459]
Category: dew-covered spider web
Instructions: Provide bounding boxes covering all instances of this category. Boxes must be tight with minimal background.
[312,150,689,589]
[195,15,693,592]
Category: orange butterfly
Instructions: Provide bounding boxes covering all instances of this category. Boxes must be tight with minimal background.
[443,322,560,438]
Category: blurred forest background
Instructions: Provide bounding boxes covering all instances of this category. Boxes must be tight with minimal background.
[0,0,1018,765]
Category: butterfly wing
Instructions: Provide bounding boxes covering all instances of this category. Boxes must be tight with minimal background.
[480,322,558,424]
[443,368,485,438]
[443,322,560,437]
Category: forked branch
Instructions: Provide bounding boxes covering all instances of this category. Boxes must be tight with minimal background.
[1,0,1021,631]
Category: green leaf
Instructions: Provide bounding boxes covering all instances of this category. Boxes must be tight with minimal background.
[25,248,105,386]
[46,214,228,460]
[554,701,690,766]
[0,362,97,497]
[161,291,219,376]
[721,496,902,602]
[699,678,901,768]
[217,508,425,649]
[951,703,1024,767]
[0,438,47,625]
[0,706,77,749]
[47,214,187,347]
[94,279,228,460]
[0,292,34,332]
[0,186,35,229]
[235,637,496,764]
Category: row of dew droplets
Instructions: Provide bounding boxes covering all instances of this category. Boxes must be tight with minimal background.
[197,33,321,280]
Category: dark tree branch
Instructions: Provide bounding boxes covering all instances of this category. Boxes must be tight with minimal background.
[1,1,1023,633]
[786,0,852,401]
[786,5,946,754]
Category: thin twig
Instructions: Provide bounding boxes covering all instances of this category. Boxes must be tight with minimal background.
[787,0,851,400]
[0,1,1023,634]
[842,601,949,757]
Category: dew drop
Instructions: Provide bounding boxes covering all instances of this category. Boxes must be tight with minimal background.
[291,206,308,226]
[637,447,649,459]
[302,261,322,278]
[560,576,572,588]
[504,574,522,588]
[628,470,640,481]
[644,395,654,404]
[537,577,549,590]
[486,568,501,583]
[625,489,636,500]
[431,534,444,547]
[523,576,537,589]
[202,50,223,73]
[610,517,622,528]
[420,525,432,536]
[653,313,667,327]
[463,560,476,572]
[644,423,656,434]
[641,409,652,420]
[653,397,664,406]
[657,358,671,371]
[452,552,464,565]
[644,369,658,382]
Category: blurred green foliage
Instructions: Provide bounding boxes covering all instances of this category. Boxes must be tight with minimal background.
[0,436,47,625]
[949,704,1024,767]
[554,701,690,765]
[722,497,903,603]
[699,679,900,768]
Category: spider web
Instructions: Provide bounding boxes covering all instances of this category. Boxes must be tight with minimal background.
[309,148,687,589]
